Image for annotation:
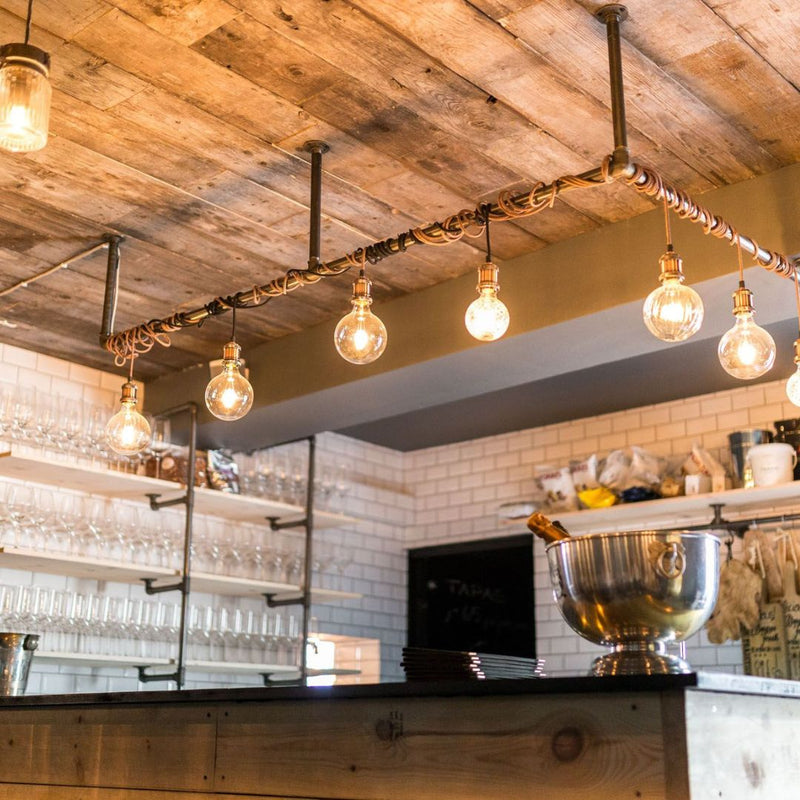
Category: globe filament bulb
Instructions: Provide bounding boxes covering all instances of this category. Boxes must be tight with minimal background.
[105,382,151,456]
[642,249,704,343]
[717,286,775,380]
[334,275,387,365]
[205,341,254,421]
[465,262,510,342]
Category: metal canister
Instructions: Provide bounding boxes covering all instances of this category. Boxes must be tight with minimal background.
[0,632,38,695]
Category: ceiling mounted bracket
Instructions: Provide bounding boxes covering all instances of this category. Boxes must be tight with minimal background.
[303,140,330,271]
[596,4,632,179]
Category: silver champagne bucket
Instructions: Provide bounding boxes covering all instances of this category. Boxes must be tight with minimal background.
[0,632,38,695]
[546,530,719,675]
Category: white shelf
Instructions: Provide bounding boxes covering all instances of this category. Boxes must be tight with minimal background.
[34,651,298,676]
[503,481,800,535]
[0,447,356,529]
[0,547,360,604]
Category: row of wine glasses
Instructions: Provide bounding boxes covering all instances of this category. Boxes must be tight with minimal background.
[0,585,303,665]
[0,482,354,587]
[234,446,351,511]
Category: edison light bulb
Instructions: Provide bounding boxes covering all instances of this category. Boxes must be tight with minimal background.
[718,285,775,380]
[0,44,51,153]
[205,341,254,421]
[334,274,387,365]
[105,382,151,456]
[465,262,510,342]
[787,366,800,407]
[642,248,704,342]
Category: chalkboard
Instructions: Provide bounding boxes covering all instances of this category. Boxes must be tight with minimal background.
[407,534,535,657]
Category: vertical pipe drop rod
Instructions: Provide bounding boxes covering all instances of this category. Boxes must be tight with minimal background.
[303,140,330,269]
[596,5,630,175]
[99,234,124,346]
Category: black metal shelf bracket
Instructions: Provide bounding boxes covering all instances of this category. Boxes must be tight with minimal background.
[267,515,308,531]
[137,666,184,685]
[142,577,186,595]
[263,592,304,609]
[146,492,189,511]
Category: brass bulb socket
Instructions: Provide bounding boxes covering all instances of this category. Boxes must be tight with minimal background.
[0,43,50,75]
[120,381,139,405]
[477,262,500,292]
[732,285,754,315]
[352,274,372,300]
[221,340,242,362]
[793,338,800,366]
[658,249,686,284]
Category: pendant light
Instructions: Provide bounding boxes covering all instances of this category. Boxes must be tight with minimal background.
[0,0,51,153]
[786,267,800,407]
[718,241,776,380]
[205,304,254,421]
[105,356,152,456]
[334,253,388,365]
[465,206,510,342]
[642,197,704,342]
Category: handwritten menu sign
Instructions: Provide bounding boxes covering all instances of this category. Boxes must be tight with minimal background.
[407,534,535,657]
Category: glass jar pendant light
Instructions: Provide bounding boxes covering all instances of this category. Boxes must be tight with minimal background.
[205,304,254,421]
[465,206,510,342]
[105,356,152,456]
[718,242,776,380]
[642,196,704,342]
[334,253,387,365]
[0,0,51,153]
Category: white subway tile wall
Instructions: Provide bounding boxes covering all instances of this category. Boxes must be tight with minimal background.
[1,343,798,690]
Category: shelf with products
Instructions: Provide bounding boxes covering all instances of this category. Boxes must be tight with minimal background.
[0,446,357,529]
[0,546,360,604]
[502,481,800,536]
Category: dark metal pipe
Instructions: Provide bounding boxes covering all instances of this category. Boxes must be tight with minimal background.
[597,5,630,173]
[304,141,330,269]
[99,234,124,346]
[300,434,316,683]
[104,165,607,345]
[175,401,198,690]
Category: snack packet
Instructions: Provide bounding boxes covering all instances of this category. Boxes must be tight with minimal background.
[536,466,578,512]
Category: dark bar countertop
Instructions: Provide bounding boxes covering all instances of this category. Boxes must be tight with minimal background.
[1,671,798,708]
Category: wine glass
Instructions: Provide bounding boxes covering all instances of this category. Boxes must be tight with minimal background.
[149,417,172,480]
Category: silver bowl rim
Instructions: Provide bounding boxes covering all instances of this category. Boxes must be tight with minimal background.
[544,528,721,552]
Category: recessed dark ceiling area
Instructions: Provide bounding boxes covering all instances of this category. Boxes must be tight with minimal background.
[337,319,799,452]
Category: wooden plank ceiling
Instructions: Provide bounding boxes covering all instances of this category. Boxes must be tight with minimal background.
[0,0,798,379]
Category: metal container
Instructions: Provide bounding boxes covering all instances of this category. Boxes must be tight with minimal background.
[546,530,719,676]
[728,430,772,487]
[0,632,38,695]
[774,419,800,480]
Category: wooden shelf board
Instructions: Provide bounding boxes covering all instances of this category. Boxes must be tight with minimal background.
[0,448,357,528]
[502,481,800,535]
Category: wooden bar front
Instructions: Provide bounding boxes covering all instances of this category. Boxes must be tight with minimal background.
[0,673,795,799]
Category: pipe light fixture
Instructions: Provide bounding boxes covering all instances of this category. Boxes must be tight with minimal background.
[718,243,776,380]
[465,207,510,342]
[0,0,51,153]
[205,306,254,421]
[642,197,704,342]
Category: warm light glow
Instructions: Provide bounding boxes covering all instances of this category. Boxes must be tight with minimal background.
[787,365,800,407]
[465,287,510,341]
[718,311,776,380]
[105,384,151,456]
[0,45,51,153]
[334,296,387,365]
[205,342,254,421]
[642,277,704,342]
